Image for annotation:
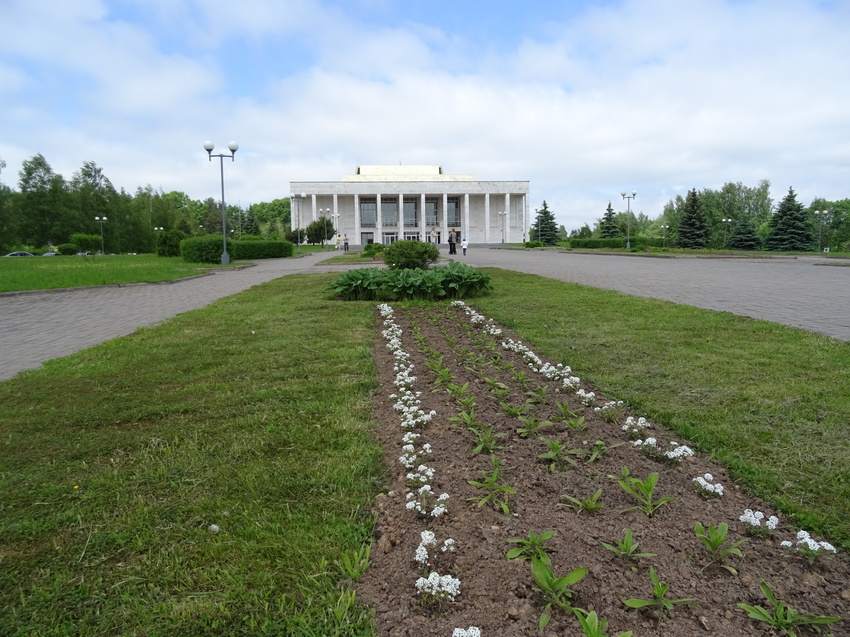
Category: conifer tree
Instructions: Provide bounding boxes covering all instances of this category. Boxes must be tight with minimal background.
[727,216,761,251]
[599,201,619,238]
[765,187,814,252]
[531,201,558,245]
[677,189,710,249]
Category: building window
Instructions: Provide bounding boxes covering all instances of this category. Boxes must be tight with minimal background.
[361,232,374,245]
[382,197,398,226]
[403,232,420,241]
[447,197,460,227]
[382,232,398,244]
[403,198,418,227]
[360,198,376,228]
[425,197,439,226]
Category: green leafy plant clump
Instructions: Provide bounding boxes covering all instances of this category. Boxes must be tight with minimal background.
[382,239,440,269]
[326,263,492,301]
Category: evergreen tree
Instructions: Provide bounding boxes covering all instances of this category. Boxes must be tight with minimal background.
[677,189,710,249]
[305,217,335,245]
[531,200,558,245]
[599,201,619,238]
[727,216,761,251]
[242,207,257,235]
[765,187,814,252]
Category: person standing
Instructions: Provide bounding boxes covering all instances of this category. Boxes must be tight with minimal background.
[343,234,349,252]
[430,227,438,245]
[448,228,456,254]
[461,237,468,256]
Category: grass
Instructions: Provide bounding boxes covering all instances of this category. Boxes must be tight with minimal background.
[316,252,378,265]
[0,254,229,293]
[474,268,850,548]
[0,274,383,635]
[3,265,849,633]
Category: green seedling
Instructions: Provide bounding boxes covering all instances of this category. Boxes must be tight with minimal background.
[573,608,633,637]
[505,530,555,565]
[572,439,624,463]
[565,412,588,431]
[694,522,747,574]
[469,425,506,455]
[530,558,588,630]
[429,365,454,390]
[600,529,656,560]
[500,401,529,418]
[624,566,696,623]
[539,438,579,472]
[516,415,553,439]
[559,489,604,515]
[737,580,840,636]
[467,455,516,514]
[483,377,509,393]
[512,369,532,389]
[526,384,548,404]
[457,394,477,411]
[609,466,675,517]
[446,381,473,400]
[448,408,480,429]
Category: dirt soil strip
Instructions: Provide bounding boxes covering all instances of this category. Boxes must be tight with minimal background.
[356,302,850,637]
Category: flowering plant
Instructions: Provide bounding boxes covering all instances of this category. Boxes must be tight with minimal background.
[780,530,837,562]
[415,571,462,604]
[739,509,779,538]
[633,438,694,462]
[405,484,449,518]
[414,530,456,573]
[452,628,481,637]
[692,473,724,498]
[622,416,651,438]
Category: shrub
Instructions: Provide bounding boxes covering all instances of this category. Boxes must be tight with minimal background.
[524,241,548,248]
[180,235,231,263]
[326,263,491,301]
[239,234,263,241]
[383,240,439,270]
[58,243,77,255]
[362,243,386,259]
[156,230,186,257]
[70,233,102,253]
[231,240,294,260]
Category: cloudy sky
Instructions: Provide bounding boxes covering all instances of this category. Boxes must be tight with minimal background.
[1,0,848,231]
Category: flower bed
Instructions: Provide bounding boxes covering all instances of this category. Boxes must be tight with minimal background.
[357,302,849,636]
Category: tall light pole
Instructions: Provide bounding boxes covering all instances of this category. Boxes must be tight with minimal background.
[814,209,826,251]
[203,140,239,264]
[321,208,329,250]
[95,216,107,254]
[660,224,669,248]
[721,218,731,248]
[621,190,636,249]
[332,210,340,248]
[498,211,506,243]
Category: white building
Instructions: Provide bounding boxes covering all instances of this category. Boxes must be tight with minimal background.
[289,165,529,246]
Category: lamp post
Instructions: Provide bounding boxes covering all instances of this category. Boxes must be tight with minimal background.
[814,209,826,251]
[498,211,506,243]
[332,210,340,249]
[621,190,636,249]
[660,224,669,248]
[721,218,731,248]
[95,216,107,254]
[203,140,239,265]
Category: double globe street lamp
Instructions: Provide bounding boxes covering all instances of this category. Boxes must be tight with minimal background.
[621,190,636,249]
[95,216,107,254]
[203,140,239,264]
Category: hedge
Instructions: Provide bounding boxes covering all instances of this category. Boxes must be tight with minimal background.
[569,237,664,249]
[180,236,294,263]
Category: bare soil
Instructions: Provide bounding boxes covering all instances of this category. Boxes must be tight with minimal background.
[356,303,850,637]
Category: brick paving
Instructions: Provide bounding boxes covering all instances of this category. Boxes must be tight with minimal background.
[2,249,847,383]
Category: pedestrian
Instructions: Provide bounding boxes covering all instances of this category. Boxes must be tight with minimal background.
[448,228,456,254]
[461,237,468,256]
[335,234,341,250]
[430,227,438,245]
[343,234,349,252]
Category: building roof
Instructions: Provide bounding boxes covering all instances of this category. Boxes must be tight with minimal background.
[342,165,476,182]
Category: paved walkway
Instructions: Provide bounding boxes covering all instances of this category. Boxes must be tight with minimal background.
[462,249,850,341]
[2,249,847,382]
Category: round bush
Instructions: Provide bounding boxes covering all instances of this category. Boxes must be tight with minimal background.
[58,243,77,255]
[382,240,439,270]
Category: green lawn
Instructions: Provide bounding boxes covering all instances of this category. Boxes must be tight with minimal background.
[2,267,848,634]
[0,254,227,293]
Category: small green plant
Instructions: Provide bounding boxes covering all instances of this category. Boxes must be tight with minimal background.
[429,365,454,389]
[483,377,509,394]
[335,543,371,583]
[467,456,516,514]
[600,529,656,560]
[559,489,604,515]
[694,522,747,574]
[538,438,578,472]
[448,408,480,429]
[565,413,588,431]
[446,381,473,400]
[469,425,506,455]
[505,530,555,565]
[457,394,477,411]
[500,401,529,418]
[572,439,623,463]
[737,580,840,636]
[609,466,675,517]
[624,566,696,623]
[530,558,588,630]
[552,400,579,422]
[516,415,553,438]
[512,369,532,389]
[573,608,633,637]
[526,384,548,404]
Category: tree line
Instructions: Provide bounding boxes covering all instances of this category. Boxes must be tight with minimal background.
[575,180,850,252]
[0,154,295,254]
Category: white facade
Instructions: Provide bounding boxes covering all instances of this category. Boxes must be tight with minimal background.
[289,165,530,246]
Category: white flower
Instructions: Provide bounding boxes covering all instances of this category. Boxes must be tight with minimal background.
[453,628,481,637]
[415,572,461,601]
[766,516,779,530]
[780,540,793,548]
